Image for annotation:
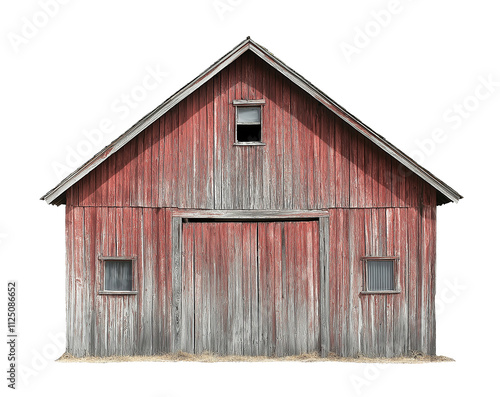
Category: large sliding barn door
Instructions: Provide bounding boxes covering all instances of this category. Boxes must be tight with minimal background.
[181,220,319,356]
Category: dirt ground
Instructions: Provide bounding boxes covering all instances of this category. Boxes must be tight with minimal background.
[58,351,454,364]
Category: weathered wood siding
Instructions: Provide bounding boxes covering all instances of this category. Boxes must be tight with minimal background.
[67,204,436,357]
[66,206,173,356]
[67,51,425,210]
[329,186,436,357]
[64,50,438,358]
[181,220,320,356]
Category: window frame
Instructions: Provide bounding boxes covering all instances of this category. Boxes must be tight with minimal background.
[360,256,401,294]
[233,99,266,146]
[98,256,138,295]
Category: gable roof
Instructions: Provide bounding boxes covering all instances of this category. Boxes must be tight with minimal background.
[41,37,462,206]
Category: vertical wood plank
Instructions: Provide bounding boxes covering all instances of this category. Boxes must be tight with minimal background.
[295,222,307,354]
[428,203,437,354]
[393,208,408,356]
[72,206,85,356]
[80,172,95,207]
[242,223,252,354]
[378,150,392,207]
[151,119,160,207]
[220,67,231,209]
[167,107,180,207]
[136,131,144,207]
[282,79,293,210]
[209,223,218,353]
[319,217,330,356]
[385,208,395,357]
[362,209,373,356]
[274,222,284,356]
[339,118,350,207]
[340,209,350,356]
[157,115,166,207]
[328,209,337,354]
[114,208,124,355]
[274,71,285,210]
[171,217,182,352]
[129,136,138,206]
[122,207,136,355]
[234,223,244,355]
[290,85,304,209]
[213,73,222,209]
[420,203,433,354]
[407,206,419,351]
[151,208,165,353]
[364,139,374,208]
[348,209,363,356]
[201,222,211,352]
[93,160,103,206]
[83,207,96,355]
[192,86,201,209]
[250,222,259,355]
[178,97,189,208]
[192,223,201,353]
[94,207,106,356]
[107,153,116,207]
[370,143,380,208]
[106,208,117,355]
[357,135,366,208]
[114,143,125,207]
[349,128,359,208]
[181,220,194,353]
[266,223,276,355]
[391,158,405,208]
[262,67,274,209]
[206,78,215,209]
[65,205,75,354]
[257,222,267,354]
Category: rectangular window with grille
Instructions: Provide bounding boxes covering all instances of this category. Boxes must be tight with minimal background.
[98,257,137,295]
[362,258,399,293]
[105,260,133,291]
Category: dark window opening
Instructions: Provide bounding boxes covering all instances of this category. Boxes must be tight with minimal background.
[104,260,133,291]
[237,124,261,142]
[236,106,262,143]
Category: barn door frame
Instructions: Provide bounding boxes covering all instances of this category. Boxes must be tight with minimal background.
[170,209,330,357]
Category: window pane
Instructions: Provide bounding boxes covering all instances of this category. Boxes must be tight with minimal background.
[237,107,260,123]
[237,124,261,142]
[367,260,394,291]
[105,260,132,291]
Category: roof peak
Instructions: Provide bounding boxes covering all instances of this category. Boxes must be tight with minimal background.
[41,38,462,205]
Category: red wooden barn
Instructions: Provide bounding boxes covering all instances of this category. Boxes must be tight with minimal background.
[42,38,462,358]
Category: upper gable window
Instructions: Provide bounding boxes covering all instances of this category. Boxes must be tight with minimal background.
[233,99,265,145]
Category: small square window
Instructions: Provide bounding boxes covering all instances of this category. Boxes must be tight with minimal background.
[104,260,133,292]
[363,258,399,293]
[236,106,261,143]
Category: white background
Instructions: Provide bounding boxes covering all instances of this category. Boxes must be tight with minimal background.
[1,0,499,396]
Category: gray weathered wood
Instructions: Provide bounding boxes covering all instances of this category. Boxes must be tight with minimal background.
[232,99,266,105]
[319,217,330,357]
[172,209,328,219]
[171,217,182,352]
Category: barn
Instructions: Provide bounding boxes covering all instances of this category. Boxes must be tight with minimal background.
[41,37,462,358]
